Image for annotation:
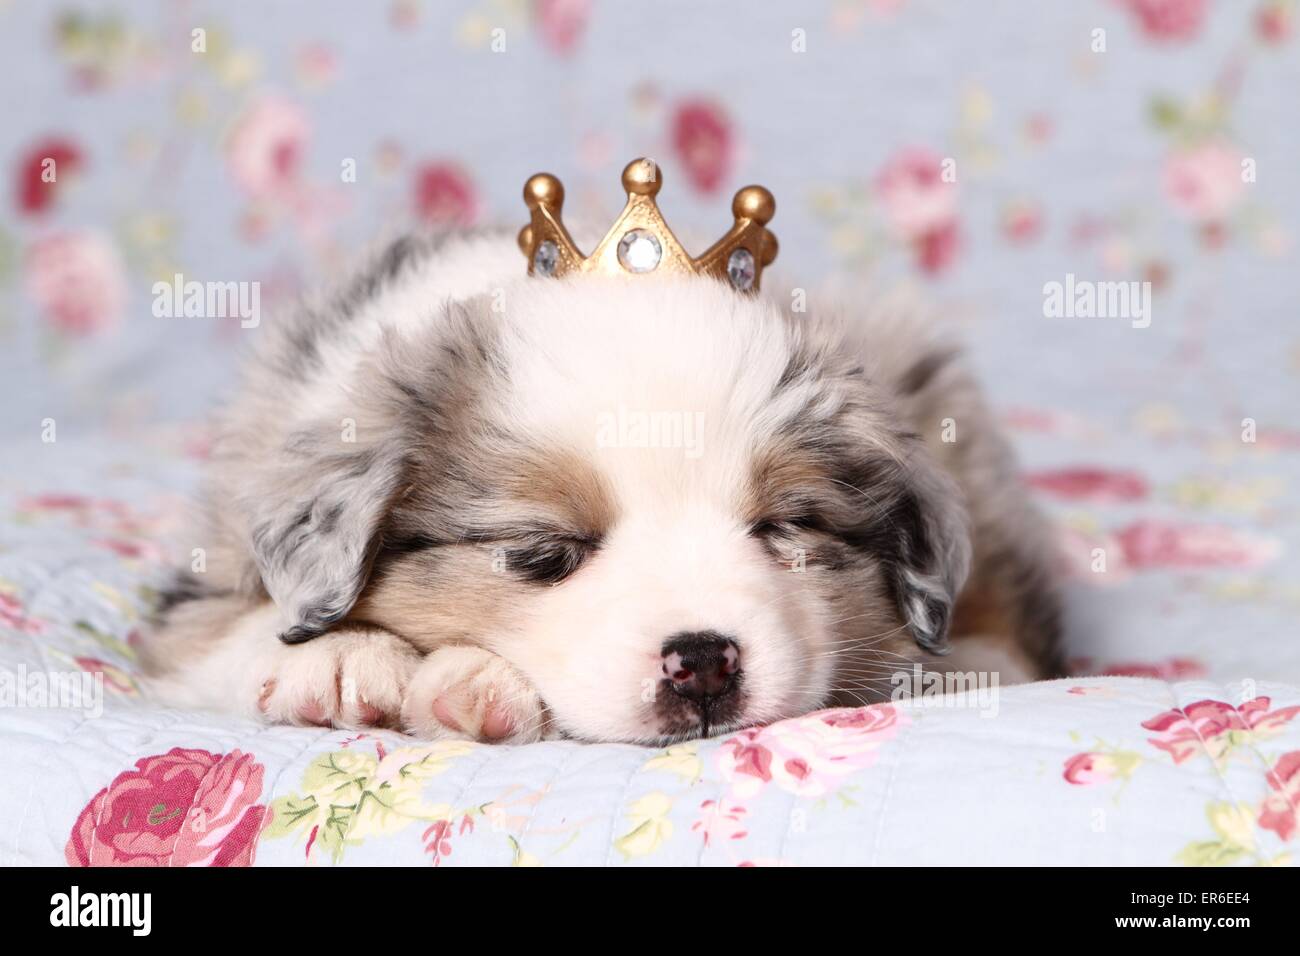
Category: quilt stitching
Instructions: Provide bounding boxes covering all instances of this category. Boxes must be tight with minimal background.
[258,725,334,843]
[1222,686,1300,822]
[11,548,144,786]
[434,743,493,861]
[1165,680,1251,810]
[333,732,387,856]
[693,743,724,868]
[519,743,583,862]
[771,767,801,866]
[867,710,913,867]
[601,747,646,867]
[23,708,94,865]
[16,563,61,680]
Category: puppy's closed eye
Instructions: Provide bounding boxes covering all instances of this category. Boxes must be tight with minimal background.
[748,513,825,540]
[504,533,600,585]
[382,528,599,585]
[748,514,829,567]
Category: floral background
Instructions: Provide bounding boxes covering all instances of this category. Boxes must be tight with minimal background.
[1,1,1299,865]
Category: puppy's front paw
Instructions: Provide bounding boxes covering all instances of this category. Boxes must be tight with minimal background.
[256,628,421,730]
[401,645,547,744]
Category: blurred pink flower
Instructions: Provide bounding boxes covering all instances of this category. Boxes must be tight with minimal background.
[413,162,478,226]
[671,99,734,194]
[1256,3,1293,44]
[875,147,962,273]
[92,537,165,562]
[294,43,337,88]
[73,656,137,695]
[14,137,84,216]
[0,593,46,634]
[1098,657,1206,680]
[1162,140,1246,222]
[1116,0,1209,42]
[535,0,591,56]
[1116,519,1280,569]
[1000,199,1044,243]
[1058,527,1131,583]
[1025,467,1149,502]
[915,220,961,274]
[875,147,956,240]
[24,230,126,336]
[225,95,310,198]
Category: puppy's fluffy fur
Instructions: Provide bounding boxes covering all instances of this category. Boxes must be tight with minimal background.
[143,231,1063,744]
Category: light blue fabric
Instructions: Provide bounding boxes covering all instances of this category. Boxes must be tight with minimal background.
[2,0,1298,866]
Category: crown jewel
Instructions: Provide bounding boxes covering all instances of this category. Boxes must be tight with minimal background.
[517,158,777,293]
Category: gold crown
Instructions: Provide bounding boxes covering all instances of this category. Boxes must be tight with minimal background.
[517,157,777,293]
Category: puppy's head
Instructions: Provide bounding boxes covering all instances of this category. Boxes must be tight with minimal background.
[257,277,969,744]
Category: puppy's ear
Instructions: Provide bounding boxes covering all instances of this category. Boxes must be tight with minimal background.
[240,302,498,645]
[882,449,971,654]
[245,427,407,644]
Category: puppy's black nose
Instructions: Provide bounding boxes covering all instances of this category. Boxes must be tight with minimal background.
[661,631,740,702]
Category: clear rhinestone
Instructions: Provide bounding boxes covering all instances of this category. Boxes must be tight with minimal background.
[616,229,662,273]
[533,240,559,277]
[727,248,756,291]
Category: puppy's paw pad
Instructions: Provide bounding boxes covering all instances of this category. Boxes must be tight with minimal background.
[403,647,546,744]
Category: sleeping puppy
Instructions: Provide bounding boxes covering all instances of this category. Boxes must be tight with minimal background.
[143,230,1063,744]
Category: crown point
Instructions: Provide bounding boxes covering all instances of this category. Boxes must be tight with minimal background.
[622,158,662,196]
[733,186,775,225]
[761,231,779,266]
[517,224,533,255]
[524,173,564,210]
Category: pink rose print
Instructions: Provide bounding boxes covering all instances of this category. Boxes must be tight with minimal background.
[423,813,474,866]
[413,161,478,227]
[74,656,137,695]
[874,147,961,274]
[1098,657,1206,680]
[21,492,96,512]
[671,99,734,194]
[0,592,46,635]
[24,230,126,337]
[1258,751,1300,840]
[1116,519,1280,570]
[718,704,904,799]
[225,95,310,198]
[535,0,591,56]
[1162,140,1246,223]
[66,748,266,867]
[1142,697,1300,765]
[1062,744,1143,785]
[692,800,749,846]
[1116,0,1209,42]
[1064,752,1119,785]
[92,538,165,562]
[1025,467,1149,502]
[14,136,84,216]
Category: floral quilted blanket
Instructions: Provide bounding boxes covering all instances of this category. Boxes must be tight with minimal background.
[1,427,1298,867]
